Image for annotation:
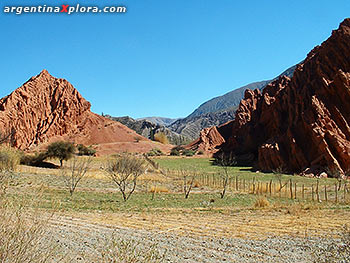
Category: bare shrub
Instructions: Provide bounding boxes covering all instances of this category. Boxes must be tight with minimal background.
[97,233,166,263]
[102,154,146,201]
[214,152,236,198]
[61,156,92,196]
[0,197,60,262]
[181,170,195,199]
[154,132,169,144]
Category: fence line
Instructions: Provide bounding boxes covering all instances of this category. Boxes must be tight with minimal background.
[191,173,349,203]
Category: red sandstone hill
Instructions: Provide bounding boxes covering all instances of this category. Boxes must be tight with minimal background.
[0,70,171,155]
[190,19,350,177]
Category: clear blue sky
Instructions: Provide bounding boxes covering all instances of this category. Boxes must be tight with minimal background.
[1,0,349,118]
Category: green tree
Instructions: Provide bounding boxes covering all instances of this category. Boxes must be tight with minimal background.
[46,141,75,167]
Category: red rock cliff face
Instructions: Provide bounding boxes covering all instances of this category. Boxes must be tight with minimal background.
[215,19,350,176]
[0,70,153,152]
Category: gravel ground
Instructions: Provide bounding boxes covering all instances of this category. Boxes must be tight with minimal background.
[46,215,332,263]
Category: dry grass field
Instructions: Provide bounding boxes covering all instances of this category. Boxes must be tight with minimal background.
[2,155,350,262]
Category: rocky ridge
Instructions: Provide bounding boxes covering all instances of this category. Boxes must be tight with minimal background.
[192,19,350,177]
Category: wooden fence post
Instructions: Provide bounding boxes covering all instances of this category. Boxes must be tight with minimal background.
[253,178,256,194]
[289,179,293,199]
[316,180,320,202]
[324,185,328,202]
[312,185,314,201]
[335,183,338,203]
[294,183,297,199]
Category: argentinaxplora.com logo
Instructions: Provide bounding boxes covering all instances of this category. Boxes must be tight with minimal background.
[3,4,127,15]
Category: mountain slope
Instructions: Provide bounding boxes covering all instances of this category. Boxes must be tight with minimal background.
[168,110,235,140]
[168,64,297,140]
[188,81,270,118]
[188,65,297,118]
[137,117,178,126]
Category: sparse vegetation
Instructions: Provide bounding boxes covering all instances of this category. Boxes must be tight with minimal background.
[0,146,20,172]
[147,148,164,156]
[97,233,166,263]
[77,144,96,156]
[0,196,59,263]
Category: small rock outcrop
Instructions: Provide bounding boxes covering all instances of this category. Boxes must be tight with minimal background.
[187,126,225,153]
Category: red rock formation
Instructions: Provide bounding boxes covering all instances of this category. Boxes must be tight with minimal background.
[0,70,171,155]
[187,126,225,153]
[210,19,350,177]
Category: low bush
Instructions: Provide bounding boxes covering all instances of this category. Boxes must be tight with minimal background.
[147,148,164,157]
[154,132,169,144]
[96,233,166,263]
[170,146,184,156]
[77,144,96,156]
[182,149,196,157]
[0,146,20,172]
[20,152,48,167]
[170,148,180,156]
[254,196,270,208]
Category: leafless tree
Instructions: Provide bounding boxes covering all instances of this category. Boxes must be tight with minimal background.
[60,156,92,196]
[181,170,195,199]
[215,152,236,198]
[102,154,146,201]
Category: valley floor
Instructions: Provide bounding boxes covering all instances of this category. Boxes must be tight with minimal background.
[2,157,349,262]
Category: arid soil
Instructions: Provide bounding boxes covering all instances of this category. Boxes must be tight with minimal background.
[47,211,343,262]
